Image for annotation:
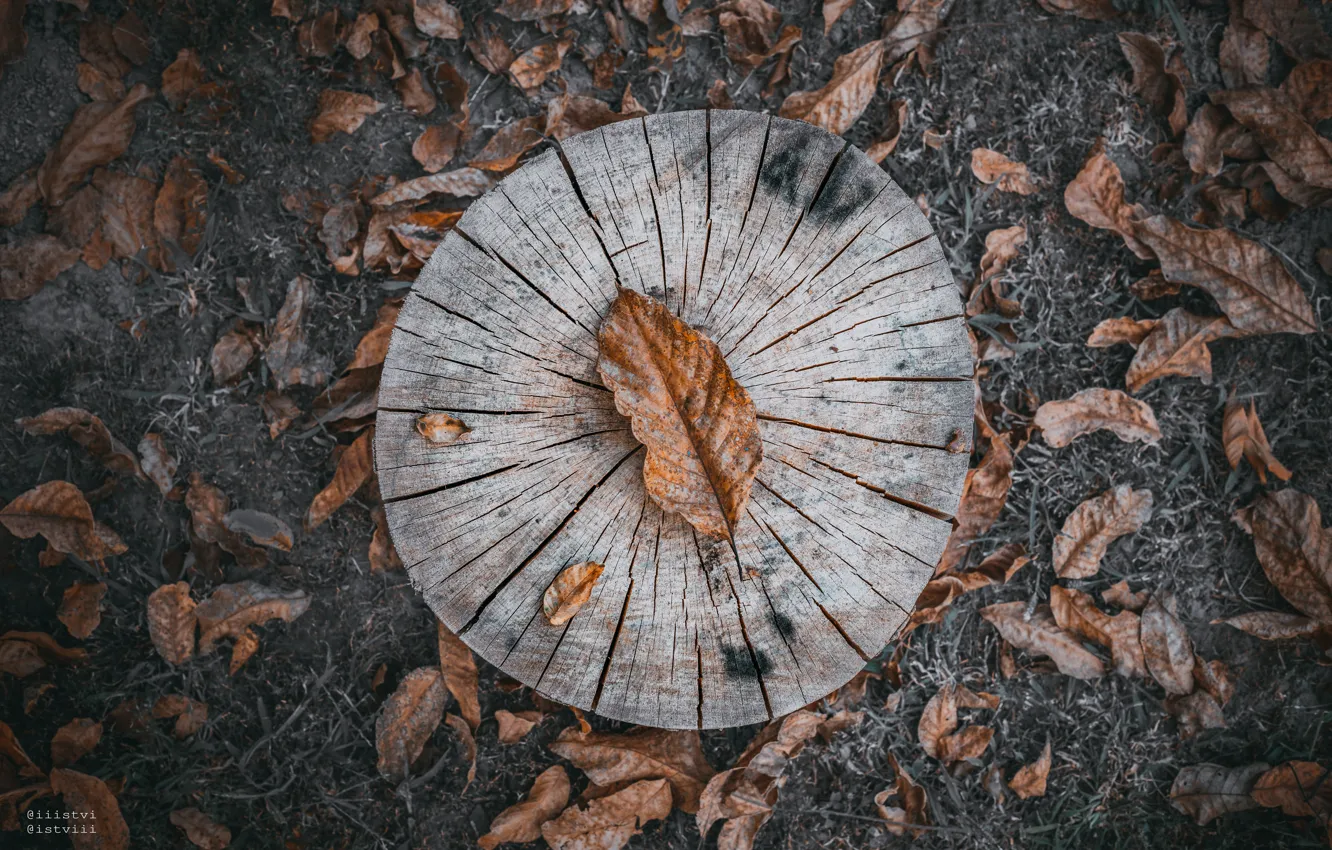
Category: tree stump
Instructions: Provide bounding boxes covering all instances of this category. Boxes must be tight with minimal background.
[376,110,973,730]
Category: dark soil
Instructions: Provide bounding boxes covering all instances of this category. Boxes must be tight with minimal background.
[3,0,1331,848]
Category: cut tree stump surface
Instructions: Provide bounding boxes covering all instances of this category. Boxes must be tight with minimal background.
[375,110,973,730]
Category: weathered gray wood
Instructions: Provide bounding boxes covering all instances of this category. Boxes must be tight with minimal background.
[376,110,973,730]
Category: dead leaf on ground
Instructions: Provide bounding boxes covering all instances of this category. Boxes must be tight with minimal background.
[50,718,102,767]
[369,505,403,573]
[1009,740,1052,799]
[1251,761,1332,829]
[981,602,1107,679]
[320,200,361,273]
[78,15,129,80]
[1282,60,1332,125]
[195,580,311,654]
[1126,308,1238,393]
[467,20,516,76]
[152,694,208,738]
[38,83,153,205]
[1063,138,1152,259]
[0,167,40,227]
[1170,762,1268,825]
[296,9,343,58]
[544,92,644,141]
[875,752,929,837]
[50,768,130,849]
[1033,387,1162,448]
[1233,489,1332,625]
[496,709,543,743]
[305,427,374,530]
[864,98,907,163]
[260,391,300,440]
[1219,0,1268,89]
[1140,591,1195,696]
[413,0,462,39]
[550,726,716,814]
[1214,610,1322,640]
[309,90,384,144]
[210,322,260,385]
[778,38,882,136]
[0,235,82,301]
[543,561,606,626]
[222,510,294,551]
[138,433,178,497]
[470,116,545,172]
[396,67,437,115]
[1054,485,1153,579]
[935,431,1015,574]
[58,582,106,640]
[1167,689,1227,739]
[228,628,260,674]
[375,667,446,782]
[1102,580,1150,612]
[598,288,763,540]
[496,0,573,21]
[147,581,197,666]
[1131,215,1317,335]
[918,683,999,763]
[971,149,1038,195]
[17,407,141,477]
[267,274,331,390]
[1036,0,1116,20]
[412,122,463,173]
[369,168,493,207]
[0,480,127,562]
[1087,316,1157,347]
[716,0,784,66]
[1117,32,1187,137]
[509,36,574,93]
[1050,585,1147,678]
[479,764,572,850]
[541,778,672,850]
[0,719,42,777]
[154,156,208,267]
[185,473,268,570]
[170,808,232,850]
[1223,396,1292,483]
[444,712,477,789]
[77,62,125,102]
[883,0,956,67]
[162,48,204,109]
[437,620,481,730]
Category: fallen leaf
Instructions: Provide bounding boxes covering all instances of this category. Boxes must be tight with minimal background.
[1282,60,1332,125]
[1219,0,1268,89]
[153,694,208,738]
[17,407,140,476]
[436,620,481,730]
[1131,215,1317,335]
[261,391,300,439]
[1170,762,1268,825]
[883,0,956,66]
[1033,387,1162,448]
[1035,0,1116,20]
[509,36,574,93]
[369,168,493,207]
[58,581,106,640]
[185,473,268,570]
[864,98,908,163]
[210,322,260,385]
[706,79,734,109]
[271,0,303,21]
[467,20,516,76]
[0,235,81,300]
[0,480,127,562]
[161,48,204,109]
[1252,761,1332,821]
[976,224,1027,288]
[550,726,716,814]
[981,602,1107,679]
[1167,689,1227,738]
[50,718,101,767]
[76,62,125,102]
[1088,316,1157,347]
[543,561,606,626]
[544,92,644,141]
[78,15,129,80]
[229,628,260,675]
[222,510,294,550]
[874,753,929,837]
[154,155,208,266]
[305,428,374,530]
[1054,485,1153,579]
[0,718,42,778]
[1008,740,1052,799]
[0,638,46,677]
[971,149,1037,195]
[267,274,331,390]
[309,90,384,144]
[91,167,159,269]
[597,288,763,540]
[412,122,463,173]
[716,0,783,65]
[137,433,177,497]
[170,808,232,850]
[0,167,40,227]
[1140,591,1194,696]
[195,580,311,654]
[1239,0,1332,64]
[496,709,543,743]
[1050,585,1147,678]
[917,683,999,763]
[296,9,343,58]
[1233,489,1332,625]
[1102,580,1149,611]
[778,38,883,136]
[479,765,571,848]
[1214,610,1321,640]
[375,667,446,782]
[38,83,153,205]
[1063,138,1152,258]
[414,0,462,39]
[147,581,197,665]
[445,712,477,788]
[396,67,437,115]
[1223,396,1291,483]
[823,0,854,35]
[1118,32,1187,137]
[50,768,129,850]
[1127,309,1239,393]
[541,778,673,850]
[319,200,360,273]
[470,116,545,172]
[416,412,470,444]
[207,149,244,184]
[345,12,378,59]
[496,0,573,21]
[111,9,150,65]
[935,432,1014,573]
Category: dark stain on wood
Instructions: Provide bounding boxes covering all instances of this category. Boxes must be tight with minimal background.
[723,644,774,679]
[771,611,795,640]
[808,155,878,227]
[759,126,822,207]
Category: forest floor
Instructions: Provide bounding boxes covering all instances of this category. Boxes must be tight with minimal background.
[2,0,1331,848]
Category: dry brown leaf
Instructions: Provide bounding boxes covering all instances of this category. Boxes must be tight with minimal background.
[598,288,763,540]
[138,433,178,497]
[414,0,462,39]
[375,666,445,782]
[436,619,481,730]
[309,90,384,144]
[697,710,823,850]
[228,628,260,675]
[1054,485,1153,579]
[151,157,208,269]
[296,9,343,58]
[387,210,458,263]
[480,764,572,849]
[1102,580,1149,611]
[345,12,378,59]
[1118,33,1187,137]
[111,9,150,65]
[38,83,152,205]
[1131,216,1316,335]
[1282,60,1332,125]
[1035,0,1116,20]
[305,428,374,530]
[50,768,129,850]
[1233,489,1332,625]
[1140,591,1195,696]
[444,712,477,789]
[541,778,672,850]
[369,504,403,573]
[412,122,463,173]
[1197,655,1236,705]
[0,167,40,227]
[396,67,437,116]
[1252,761,1332,826]
[1124,308,1238,393]
[1050,585,1147,678]
[496,0,573,21]
[78,15,129,80]
[162,48,204,110]
[170,808,232,850]
[1008,740,1052,799]
[58,581,106,640]
[874,752,929,837]
[185,473,268,570]
[416,412,469,444]
[863,98,907,163]
[1183,104,1229,178]
[1219,0,1268,89]
[319,200,361,274]
[0,234,81,300]
[917,683,999,763]
[0,718,42,779]
[822,0,854,35]
[544,92,644,141]
[369,168,493,207]
[0,638,47,677]
[195,580,311,654]
[550,726,716,814]
[77,62,125,102]
[1170,762,1268,825]
[467,20,516,76]
[1223,395,1292,484]
[1033,387,1162,448]
[976,224,1027,289]
[153,694,208,738]
[1167,690,1226,739]
[91,167,158,268]
[18,407,140,477]
[147,581,197,665]
[971,149,1037,195]
[210,323,260,385]
[470,116,545,172]
[222,510,293,551]
[1241,0,1332,63]
[883,0,956,66]
[716,0,783,65]
[981,602,1106,679]
[543,561,606,626]
[50,718,101,767]
[0,480,127,562]
[1215,610,1321,640]
[1063,138,1152,259]
[778,38,882,136]
[1087,316,1157,347]
[260,391,300,440]
[267,274,330,390]
[496,709,543,743]
[935,431,1014,574]
[509,36,574,93]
